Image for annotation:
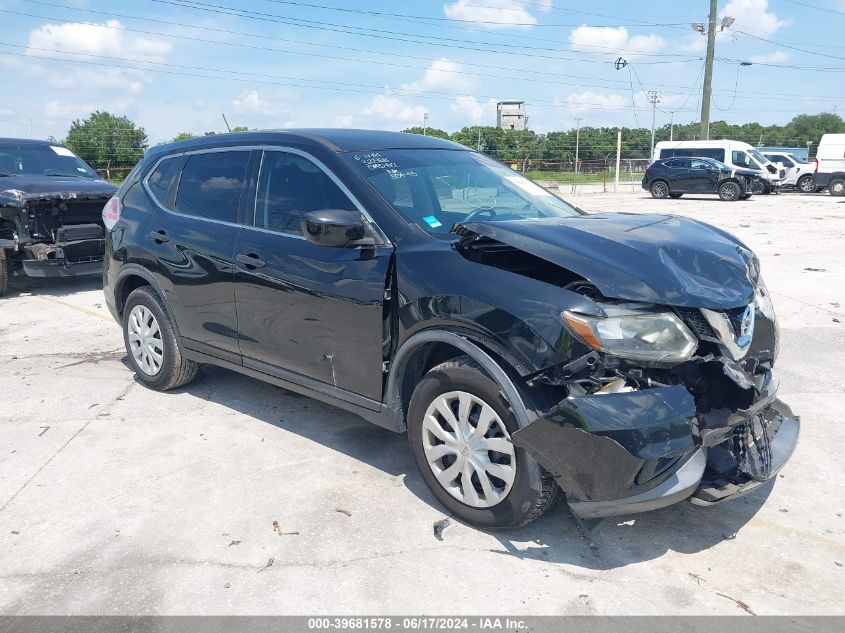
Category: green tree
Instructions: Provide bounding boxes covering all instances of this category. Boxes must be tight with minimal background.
[64,111,148,166]
[402,126,450,139]
[172,132,195,142]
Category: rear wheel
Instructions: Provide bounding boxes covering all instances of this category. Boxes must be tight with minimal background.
[0,249,8,297]
[830,178,845,196]
[797,174,817,193]
[669,192,683,199]
[122,285,199,391]
[650,180,670,199]
[408,356,558,528]
[719,180,741,201]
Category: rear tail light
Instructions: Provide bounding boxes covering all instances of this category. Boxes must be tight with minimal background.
[102,196,121,231]
[814,158,819,174]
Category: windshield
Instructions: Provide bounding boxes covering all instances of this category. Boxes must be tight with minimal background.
[344,149,579,235]
[748,148,770,166]
[0,143,99,178]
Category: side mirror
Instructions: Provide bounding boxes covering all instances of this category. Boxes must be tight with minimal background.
[301,209,369,248]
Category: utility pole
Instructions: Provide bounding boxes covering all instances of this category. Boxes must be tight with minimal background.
[614,129,622,193]
[648,91,661,158]
[700,0,717,140]
[422,112,430,136]
[670,111,675,141]
[477,129,482,151]
[571,117,582,194]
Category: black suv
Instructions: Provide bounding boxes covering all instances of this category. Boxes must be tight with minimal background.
[103,130,799,528]
[643,156,764,201]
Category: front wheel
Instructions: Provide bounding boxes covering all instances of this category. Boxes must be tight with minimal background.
[830,178,845,197]
[719,180,741,201]
[407,356,558,528]
[122,285,199,391]
[650,180,670,199]
[797,174,817,193]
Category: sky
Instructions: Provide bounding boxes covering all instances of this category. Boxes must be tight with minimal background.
[1,0,844,144]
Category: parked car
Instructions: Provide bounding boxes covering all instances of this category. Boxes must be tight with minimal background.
[642,156,764,201]
[813,133,845,196]
[102,130,799,528]
[761,151,816,193]
[0,138,117,296]
[654,140,785,193]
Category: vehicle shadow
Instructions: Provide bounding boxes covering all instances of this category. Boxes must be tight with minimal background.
[5,273,103,298]
[153,362,770,571]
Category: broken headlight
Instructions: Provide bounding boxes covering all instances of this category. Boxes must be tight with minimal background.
[755,278,776,321]
[562,304,698,363]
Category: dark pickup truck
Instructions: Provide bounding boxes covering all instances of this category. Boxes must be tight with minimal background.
[0,138,117,296]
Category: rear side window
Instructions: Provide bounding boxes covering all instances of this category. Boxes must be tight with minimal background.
[146,156,182,209]
[254,152,357,235]
[174,151,250,223]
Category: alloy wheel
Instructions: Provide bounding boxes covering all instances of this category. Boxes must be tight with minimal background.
[798,176,816,193]
[127,304,164,376]
[651,182,668,198]
[421,390,516,508]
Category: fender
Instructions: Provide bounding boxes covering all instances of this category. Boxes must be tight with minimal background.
[383,329,532,432]
[113,263,182,337]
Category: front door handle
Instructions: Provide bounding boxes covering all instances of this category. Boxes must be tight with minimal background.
[148,230,170,243]
[236,252,266,269]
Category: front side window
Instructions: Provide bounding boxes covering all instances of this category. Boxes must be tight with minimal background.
[254,152,358,235]
[344,149,578,236]
[174,151,249,223]
[732,150,757,169]
[0,143,99,178]
[690,159,710,170]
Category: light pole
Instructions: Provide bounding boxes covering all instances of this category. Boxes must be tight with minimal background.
[423,112,430,136]
[571,117,582,194]
[647,91,661,159]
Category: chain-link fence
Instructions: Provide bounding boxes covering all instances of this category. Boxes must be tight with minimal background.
[506,157,651,193]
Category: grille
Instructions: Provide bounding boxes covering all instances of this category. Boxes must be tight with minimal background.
[676,307,718,340]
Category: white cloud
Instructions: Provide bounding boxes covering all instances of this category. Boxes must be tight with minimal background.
[563,91,627,112]
[232,89,270,113]
[443,0,552,31]
[569,26,666,58]
[362,94,427,125]
[400,57,478,94]
[449,96,497,123]
[721,0,790,35]
[27,20,172,63]
[749,50,790,64]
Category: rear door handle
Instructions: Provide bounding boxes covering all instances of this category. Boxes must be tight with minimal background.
[236,252,266,269]
[148,230,170,243]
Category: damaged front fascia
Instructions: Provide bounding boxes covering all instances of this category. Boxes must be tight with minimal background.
[0,188,113,209]
[512,350,783,504]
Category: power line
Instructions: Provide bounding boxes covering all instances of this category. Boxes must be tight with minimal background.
[788,0,845,16]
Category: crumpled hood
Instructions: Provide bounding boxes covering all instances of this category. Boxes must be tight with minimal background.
[454,213,759,309]
[0,175,116,208]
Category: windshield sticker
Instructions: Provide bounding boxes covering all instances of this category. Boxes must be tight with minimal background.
[353,152,399,171]
[422,215,443,228]
[50,146,76,157]
[505,176,553,197]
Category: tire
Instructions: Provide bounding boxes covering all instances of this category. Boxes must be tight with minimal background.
[796,174,817,193]
[0,248,8,297]
[407,355,558,529]
[122,285,199,391]
[669,192,683,199]
[718,180,741,201]
[650,180,670,199]
[830,178,845,197]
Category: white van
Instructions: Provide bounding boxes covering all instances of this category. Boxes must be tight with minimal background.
[813,133,845,196]
[653,140,786,192]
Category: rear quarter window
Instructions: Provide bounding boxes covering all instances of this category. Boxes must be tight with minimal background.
[146,156,183,209]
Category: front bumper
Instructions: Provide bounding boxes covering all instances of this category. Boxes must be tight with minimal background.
[512,374,799,519]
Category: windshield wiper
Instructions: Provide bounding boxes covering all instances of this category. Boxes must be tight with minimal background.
[0,172,11,177]
[42,172,80,177]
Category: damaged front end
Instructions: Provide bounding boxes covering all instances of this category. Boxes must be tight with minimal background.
[0,188,114,279]
[511,295,800,519]
[453,216,800,519]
